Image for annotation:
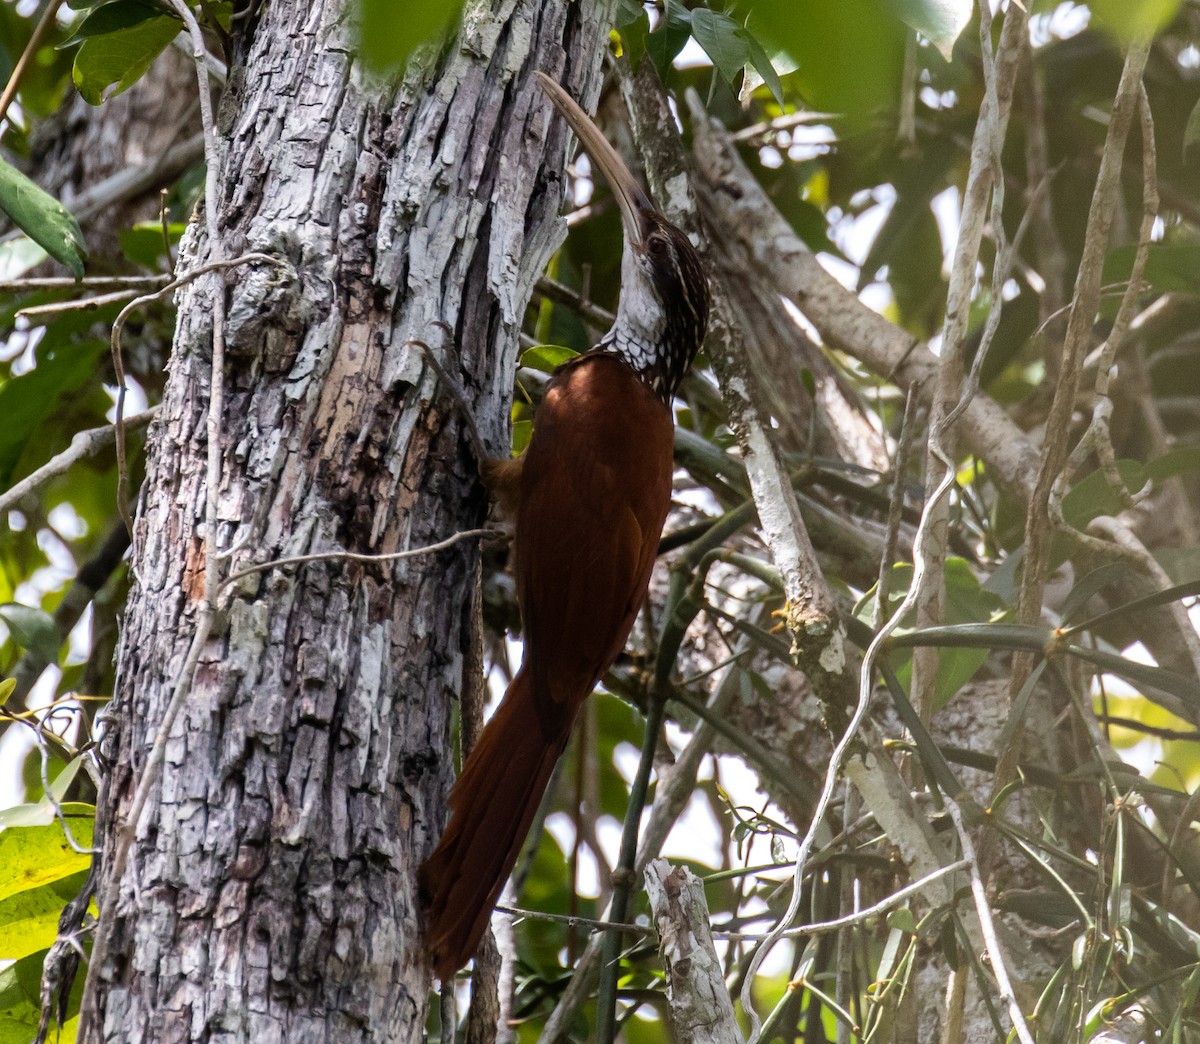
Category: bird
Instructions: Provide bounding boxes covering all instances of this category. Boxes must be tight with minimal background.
[418,71,710,981]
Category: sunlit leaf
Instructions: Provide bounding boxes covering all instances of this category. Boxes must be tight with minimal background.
[0,158,87,279]
[0,821,94,904]
[519,344,579,373]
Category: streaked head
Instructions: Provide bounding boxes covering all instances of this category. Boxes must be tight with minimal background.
[537,72,709,403]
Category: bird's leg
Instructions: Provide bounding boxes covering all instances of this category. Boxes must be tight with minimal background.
[407,326,524,523]
[407,323,489,466]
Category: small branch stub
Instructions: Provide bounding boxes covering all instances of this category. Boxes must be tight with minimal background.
[645,859,744,1044]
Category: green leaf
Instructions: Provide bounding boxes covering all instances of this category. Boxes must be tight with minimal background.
[1146,445,1200,482]
[356,0,465,75]
[0,158,87,279]
[0,678,13,707]
[856,559,1008,708]
[1060,562,1136,626]
[1088,0,1179,43]
[882,0,970,59]
[613,0,644,28]
[0,603,60,663]
[518,344,579,373]
[511,418,532,456]
[749,0,907,127]
[1103,243,1200,293]
[0,821,94,904]
[1061,461,1147,529]
[887,906,918,933]
[0,339,107,489]
[0,870,90,961]
[119,219,185,270]
[741,29,785,105]
[618,7,650,72]
[0,237,50,281]
[59,0,173,46]
[1185,97,1200,164]
[691,9,752,86]
[646,0,693,76]
[71,13,180,105]
[0,801,95,831]
[1069,645,1200,709]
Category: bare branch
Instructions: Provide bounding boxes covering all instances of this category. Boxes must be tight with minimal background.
[0,408,159,516]
[646,860,744,1044]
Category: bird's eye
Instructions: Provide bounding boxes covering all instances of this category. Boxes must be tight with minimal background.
[648,236,667,256]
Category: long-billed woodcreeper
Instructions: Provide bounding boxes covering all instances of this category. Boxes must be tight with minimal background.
[419,72,710,980]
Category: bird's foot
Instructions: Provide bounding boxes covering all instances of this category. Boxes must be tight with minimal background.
[406,322,490,466]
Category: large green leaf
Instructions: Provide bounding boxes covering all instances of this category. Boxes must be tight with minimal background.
[356,0,465,75]
[71,11,180,105]
[0,158,87,279]
[749,0,907,126]
[1103,243,1200,293]
[60,0,172,44]
[856,558,1008,709]
[1061,461,1147,529]
[0,820,94,904]
[0,340,107,489]
[0,603,60,662]
[0,869,90,961]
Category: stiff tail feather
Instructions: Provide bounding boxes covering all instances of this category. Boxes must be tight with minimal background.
[419,670,575,979]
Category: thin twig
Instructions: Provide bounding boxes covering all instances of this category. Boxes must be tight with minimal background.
[108,253,289,534]
[0,408,159,516]
[18,290,140,319]
[945,799,1036,1044]
[712,859,969,940]
[596,687,669,1043]
[0,0,66,132]
[494,905,652,936]
[219,528,498,593]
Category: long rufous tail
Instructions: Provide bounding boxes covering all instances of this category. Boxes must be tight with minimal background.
[419,670,576,979]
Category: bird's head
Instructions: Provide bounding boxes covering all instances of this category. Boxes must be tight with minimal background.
[537,72,709,404]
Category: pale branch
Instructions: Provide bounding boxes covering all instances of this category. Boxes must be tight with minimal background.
[493,905,651,936]
[1012,36,1153,687]
[17,290,141,319]
[0,408,159,516]
[945,798,1036,1044]
[685,100,1041,509]
[0,275,169,293]
[645,860,744,1044]
[1050,87,1157,518]
[716,858,969,941]
[914,0,1027,720]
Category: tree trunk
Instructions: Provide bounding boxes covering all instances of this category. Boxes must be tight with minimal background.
[82,1,615,1039]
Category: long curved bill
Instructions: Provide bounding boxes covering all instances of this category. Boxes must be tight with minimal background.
[536,71,653,247]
